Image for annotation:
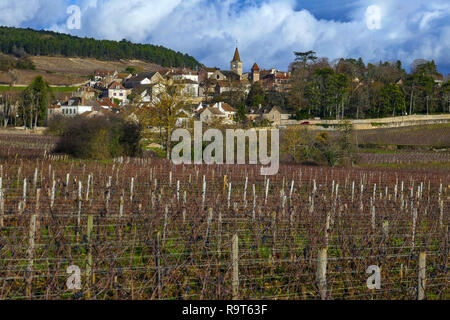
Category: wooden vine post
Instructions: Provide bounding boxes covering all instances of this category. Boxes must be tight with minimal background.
[232,233,239,300]
[26,214,37,299]
[0,177,3,228]
[86,215,94,299]
[417,251,427,300]
[316,248,328,300]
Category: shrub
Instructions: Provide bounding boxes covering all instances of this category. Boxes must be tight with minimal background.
[49,115,142,159]
[280,122,358,167]
[46,115,69,136]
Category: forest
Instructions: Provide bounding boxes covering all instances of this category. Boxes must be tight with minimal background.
[0,26,202,69]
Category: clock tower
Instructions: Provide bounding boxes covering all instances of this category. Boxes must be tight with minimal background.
[230,47,243,77]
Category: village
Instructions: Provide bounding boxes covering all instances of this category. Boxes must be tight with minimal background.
[46,47,293,127]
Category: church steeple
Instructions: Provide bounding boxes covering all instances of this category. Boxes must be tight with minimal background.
[230,47,243,77]
[232,47,241,62]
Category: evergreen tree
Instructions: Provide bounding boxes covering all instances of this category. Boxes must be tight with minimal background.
[19,76,52,128]
[0,26,202,69]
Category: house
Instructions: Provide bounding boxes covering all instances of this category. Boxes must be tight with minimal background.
[263,106,292,126]
[171,70,199,83]
[131,85,152,103]
[175,108,194,127]
[215,79,250,95]
[199,67,220,82]
[59,97,94,116]
[116,73,132,83]
[47,104,62,117]
[198,102,236,124]
[148,82,167,104]
[212,102,236,120]
[72,86,97,101]
[194,102,206,112]
[96,97,119,110]
[124,75,151,88]
[107,81,129,104]
[199,106,226,123]
[178,79,199,97]
[259,69,290,91]
[94,70,117,81]
[124,72,165,88]
[80,108,117,118]
[209,70,228,81]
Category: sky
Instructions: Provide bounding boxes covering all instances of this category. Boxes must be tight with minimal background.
[0,0,449,74]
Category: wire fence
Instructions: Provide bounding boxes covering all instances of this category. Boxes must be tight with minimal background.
[0,156,448,300]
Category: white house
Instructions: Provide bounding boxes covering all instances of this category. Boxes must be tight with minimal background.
[212,102,236,120]
[179,79,199,97]
[59,97,94,116]
[175,108,193,127]
[94,70,117,82]
[148,82,167,105]
[124,72,165,88]
[172,72,199,83]
[108,81,129,104]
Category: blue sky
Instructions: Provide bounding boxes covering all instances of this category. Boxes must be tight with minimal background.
[0,0,449,74]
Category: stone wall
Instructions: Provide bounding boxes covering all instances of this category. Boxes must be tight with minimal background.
[284,114,450,130]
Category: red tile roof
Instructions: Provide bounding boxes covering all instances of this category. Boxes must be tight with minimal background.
[251,63,260,72]
[220,103,236,112]
[108,81,126,90]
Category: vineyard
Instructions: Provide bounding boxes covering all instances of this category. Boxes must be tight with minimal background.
[358,152,450,166]
[0,133,448,300]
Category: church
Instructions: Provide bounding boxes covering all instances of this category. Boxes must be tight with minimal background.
[199,47,290,98]
[227,47,290,88]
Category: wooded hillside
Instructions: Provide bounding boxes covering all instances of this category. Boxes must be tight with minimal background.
[0,26,202,69]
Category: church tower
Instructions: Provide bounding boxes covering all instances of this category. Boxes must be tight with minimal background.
[230,47,243,77]
[251,63,260,83]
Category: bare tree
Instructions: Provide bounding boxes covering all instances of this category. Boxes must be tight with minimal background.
[0,93,15,127]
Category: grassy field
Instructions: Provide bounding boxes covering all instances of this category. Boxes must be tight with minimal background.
[0,85,80,92]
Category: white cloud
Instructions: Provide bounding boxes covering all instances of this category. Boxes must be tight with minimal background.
[0,0,41,26]
[0,0,449,72]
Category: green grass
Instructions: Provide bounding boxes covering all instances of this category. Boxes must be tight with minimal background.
[0,86,79,92]
[370,122,386,127]
[359,148,401,154]
[51,86,80,92]
[0,86,26,91]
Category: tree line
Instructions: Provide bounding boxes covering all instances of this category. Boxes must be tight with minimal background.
[224,51,450,121]
[0,27,202,69]
[287,52,450,119]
